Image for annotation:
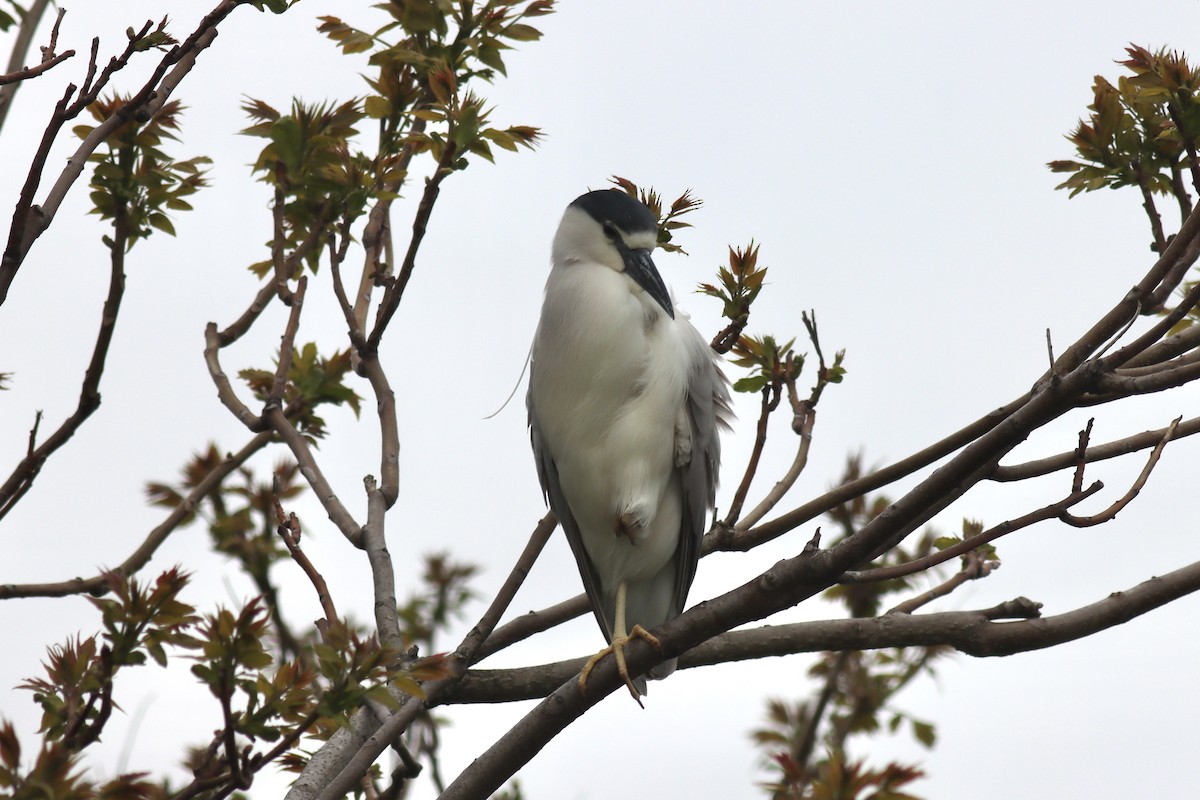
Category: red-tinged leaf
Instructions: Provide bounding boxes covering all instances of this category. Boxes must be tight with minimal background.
[0,721,18,769]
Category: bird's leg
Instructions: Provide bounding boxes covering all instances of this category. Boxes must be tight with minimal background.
[578,580,662,705]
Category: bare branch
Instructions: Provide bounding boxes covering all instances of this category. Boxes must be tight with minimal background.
[473,592,589,663]
[0,49,74,87]
[1060,416,1181,527]
[367,141,459,351]
[992,414,1200,481]
[711,392,1031,553]
[887,550,997,614]
[735,400,814,530]
[218,281,277,346]
[0,0,54,130]
[722,385,778,526]
[0,206,129,518]
[363,475,401,653]
[352,116,426,334]
[263,405,364,549]
[269,276,307,407]
[447,558,1200,705]
[461,513,557,664]
[840,482,1102,585]
[204,323,265,431]
[275,501,339,631]
[0,430,274,599]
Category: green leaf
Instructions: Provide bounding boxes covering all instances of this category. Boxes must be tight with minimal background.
[364,95,392,119]
[911,719,937,748]
[503,23,542,41]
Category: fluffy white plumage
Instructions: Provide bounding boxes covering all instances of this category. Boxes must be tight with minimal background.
[527,189,730,699]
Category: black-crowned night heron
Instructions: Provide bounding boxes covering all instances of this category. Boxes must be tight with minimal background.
[527,189,731,702]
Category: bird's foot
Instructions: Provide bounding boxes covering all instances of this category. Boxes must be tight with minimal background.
[578,624,662,707]
[614,508,648,544]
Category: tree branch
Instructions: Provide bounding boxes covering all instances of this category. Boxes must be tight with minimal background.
[446,558,1200,704]
[1059,416,1180,527]
[0,429,274,599]
[0,204,129,519]
[0,0,54,131]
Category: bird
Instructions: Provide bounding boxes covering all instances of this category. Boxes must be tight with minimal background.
[527,188,731,702]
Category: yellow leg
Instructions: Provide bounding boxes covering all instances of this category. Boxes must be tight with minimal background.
[578,581,662,705]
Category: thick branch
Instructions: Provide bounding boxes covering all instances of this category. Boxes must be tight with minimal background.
[446,559,1200,704]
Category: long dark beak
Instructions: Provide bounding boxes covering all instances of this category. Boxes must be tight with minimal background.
[619,245,674,319]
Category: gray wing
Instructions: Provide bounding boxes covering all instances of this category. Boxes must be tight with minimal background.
[672,329,734,617]
[526,378,615,642]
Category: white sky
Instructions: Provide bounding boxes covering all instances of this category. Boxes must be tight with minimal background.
[2,2,1200,798]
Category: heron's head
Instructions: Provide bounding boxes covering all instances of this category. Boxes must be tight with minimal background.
[553,189,673,319]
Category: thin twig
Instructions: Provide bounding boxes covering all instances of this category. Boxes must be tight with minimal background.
[0,204,129,518]
[275,501,339,632]
[840,482,1101,585]
[1060,416,1181,527]
[0,0,54,130]
[888,550,996,614]
[992,414,1200,481]
[0,429,274,599]
[462,513,557,664]
[723,385,779,526]
[367,142,459,351]
[1071,418,1094,493]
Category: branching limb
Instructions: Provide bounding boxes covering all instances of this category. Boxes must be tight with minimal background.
[0,204,129,519]
[0,0,55,130]
[736,314,835,530]
[840,482,1102,586]
[1,1,235,305]
[275,500,339,632]
[711,393,1031,552]
[722,385,779,526]
[366,142,458,351]
[992,414,1200,481]
[887,550,998,614]
[288,515,559,800]
[735,395,814,530]
[1060,416,1180,527]
[352,115,426,334]
[447,557,1200,705]
[0,429,274,599]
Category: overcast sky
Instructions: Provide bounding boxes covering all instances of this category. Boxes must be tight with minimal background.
[3,2,1200,798]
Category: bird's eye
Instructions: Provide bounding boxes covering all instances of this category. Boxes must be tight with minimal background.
[601,222,618,241]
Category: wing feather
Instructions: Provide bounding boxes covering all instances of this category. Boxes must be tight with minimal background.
[673,328,733,616]
[527,384,615,642]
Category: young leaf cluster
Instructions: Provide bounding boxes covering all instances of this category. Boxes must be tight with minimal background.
[239,344,364,442]
[73,96,210,250]
[610,175,703,254]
